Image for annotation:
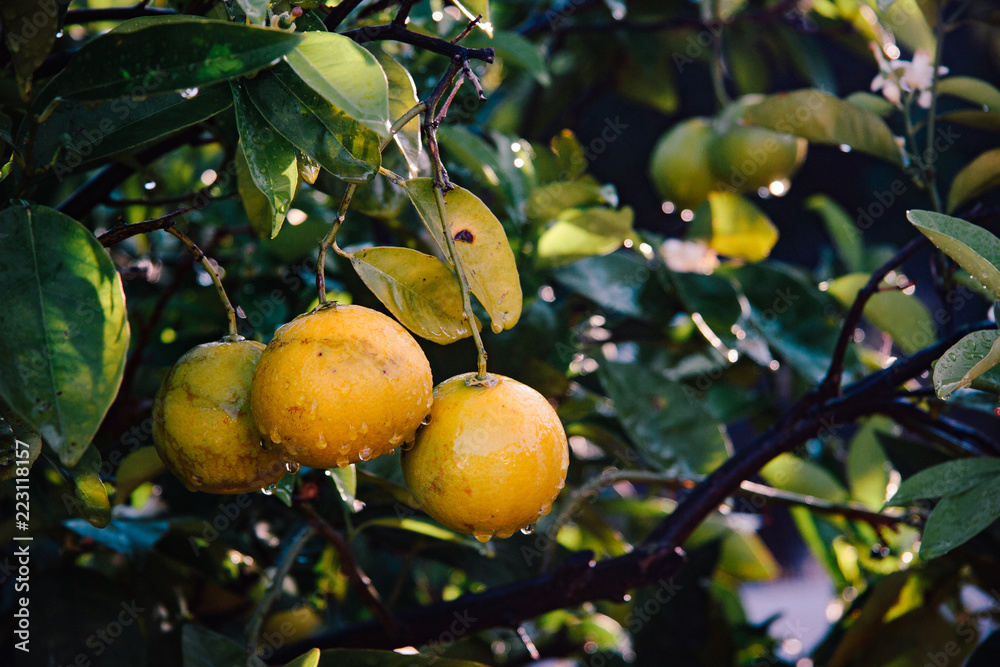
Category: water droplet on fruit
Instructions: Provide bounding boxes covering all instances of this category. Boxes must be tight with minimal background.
[426,397,433,410]
[557,479,565,489]
[338,442,350,453]
[348,425,358,441]
[269,428,282,444]
[285,461,300,474]
[360,422,369,434]
[473,530,493,543]
[539,502,553,516]
[190,475,204,487]
[390,433,403,445]
[520,523,536,535]
[316,434,328,449]
[261,484,276,495]
[358,446,372,461]
[335,455,351,468]
[400,439,416,452]
[421,414,432,426]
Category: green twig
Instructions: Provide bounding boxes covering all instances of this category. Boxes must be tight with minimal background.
[317,184,357,304]
[165,226,239,337]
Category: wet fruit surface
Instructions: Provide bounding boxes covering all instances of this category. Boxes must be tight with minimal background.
[402,372,569,542]
[152,339,285,494]
[251,304,433,469]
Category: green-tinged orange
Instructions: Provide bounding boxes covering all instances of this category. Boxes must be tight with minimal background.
[402,373,569,542]
[708,125,807,193]
[250,304,433,469]
[648,117,719,211]
[152,339,285,494]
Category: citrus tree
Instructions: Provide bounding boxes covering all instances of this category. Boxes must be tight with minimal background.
[3,1,1000,665]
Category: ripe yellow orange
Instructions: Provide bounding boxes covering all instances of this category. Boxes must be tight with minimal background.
[401,373,569,542]
[152,339,286,494]
[250,304,433,469]
[648,117,719,211]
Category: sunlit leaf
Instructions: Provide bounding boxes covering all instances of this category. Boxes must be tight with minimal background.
[908,210,1000,300]
[232,81,298,239]
[285,32,390,136]
[947,148,1000,214]
[937,76,1000,112]
[328,464,359,512]
[846,417,892,509]
[350,246,477,344]
[371,49,422,175]
[40,18,301,103]
[114,447,166,506]
[707,192,777,262]
[403,178,522,332]
[235,143,278,241]
[353,517,493,555]
[47,444,111,528]
[743,89,903,165]
[0,399,42,481]
[760,453,849,503]
[826,273,935,354]
[887,457,1000,505]
[0,204,129,466]
[932,329,1000,399]
[920,478,1000,559]
[536,206,634,264]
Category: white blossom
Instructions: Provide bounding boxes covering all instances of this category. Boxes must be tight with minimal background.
[869,44,948,109]
[660,239,720,274]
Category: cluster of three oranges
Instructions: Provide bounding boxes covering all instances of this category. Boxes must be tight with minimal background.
[151,304,568,541]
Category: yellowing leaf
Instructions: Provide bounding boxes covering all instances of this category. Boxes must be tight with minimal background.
[948,148,1000,214]
[371,49,422,176]
[536,206,633,264]
[350,246,478,344]
[826,273,936,354]
[404,179,522,333]
[707,192,778,262]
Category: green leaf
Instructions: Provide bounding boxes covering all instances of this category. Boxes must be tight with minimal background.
[920,477,1000,559]
[598,361,731,475]
[937,110,1000,132]
[743,89,903,165]
[846,417,893,508]
[315,650,490,667]
[908,210,1000,300]
[707,192,777,262]
[886,458,1000,505]
[350,246,477,344]
[718,531,780,581]
[0,399,42,481]
[806,194,864,273]
[760,453,849,503]
[182,624,245,667]
[231,81,298,239]
[947,148,1000,214]
[371,49,422,175]
[403,178,523,332]
[932,329,1000,399]
[28,84,233,177]
[936,76,1000,112]
[244,65,381,184]
[283,649,321,667]
[40,18,302,103]
[235,0,269,24]
[550,130,588,180]
[554,251,652,318]
[114,447,166,506]
[284,32,390,136]
[0,204,130,466]
[525,178,609,223]
[826,273,935,354]
[234,144,277,243]
[328,464,359,512]
[273,471,296,507]
[48,444,111,528]
[353,517,493,555]
[1,0,61,96]
[469,30,550,85]
[845,91,897,117]
[536,206,634,264]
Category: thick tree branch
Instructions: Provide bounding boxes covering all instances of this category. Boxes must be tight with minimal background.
[341,23,495,62]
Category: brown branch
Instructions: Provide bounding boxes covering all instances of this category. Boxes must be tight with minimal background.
[880,400,1000,457]
[295,503,398,636]
[341,23,494,63]
[97,208,192,247]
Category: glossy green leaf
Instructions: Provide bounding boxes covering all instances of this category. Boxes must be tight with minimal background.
[0,204,129,466]
[537,206,634,264]
[41,18,302,103]
[2,0,60,96]
[743,89,903,165]
[403,178,522,332]
[328,464,359,512]
[232,81,298,239]
[371,49,422,175]
[469,30,550,85]
[316,650,490,667]
[920,477,1000,559]
[909,210,1000,300]
[114,447,166,506]
[846,417,892,509]
[353,517,492,555]
[936,76,1000,112]
[29,84,232,177]
[887,458,1000,505]
[244,65,381,184]
[285,32,390,136]
[235,143,278,241]
[760,453,849,503]
[182,624,245,667]
[845,91,896,117]
[436,125,504,189]
[932,329,1000,399]
[806,194,864,273]
[826,273,935,354]
[0,399,42,481]
[554,251,652,318]
[599,361,731,475]
[350,246,477,344]
[947,148,1000,214]
[48,444,111,528]
[235,0,269,24]
[525,178,610,223]
[707,192,777,262]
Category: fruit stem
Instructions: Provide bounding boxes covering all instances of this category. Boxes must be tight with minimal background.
[165,227,239,337]
[317,183,357,303]
[245,524,316,656]
[433,183,489,379]
[380,101,427,154]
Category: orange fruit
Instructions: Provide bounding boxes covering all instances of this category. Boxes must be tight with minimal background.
[250,304,433,469]
[402,373,569,542]
[648,117,719,211]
